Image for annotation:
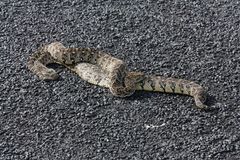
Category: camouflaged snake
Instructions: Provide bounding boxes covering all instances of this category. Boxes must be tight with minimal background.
[27,42,208,109]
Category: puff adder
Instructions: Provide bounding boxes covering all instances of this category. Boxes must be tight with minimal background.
[27,42,208,109]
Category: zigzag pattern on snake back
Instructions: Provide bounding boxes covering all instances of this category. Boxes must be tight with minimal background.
[27,42,208,109]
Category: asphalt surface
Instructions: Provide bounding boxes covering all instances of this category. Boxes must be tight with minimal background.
[1,0,240,159]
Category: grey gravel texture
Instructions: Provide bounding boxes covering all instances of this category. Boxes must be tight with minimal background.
[1,0,240,159]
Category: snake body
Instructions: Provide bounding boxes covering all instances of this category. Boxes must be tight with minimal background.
[27,42,208,109]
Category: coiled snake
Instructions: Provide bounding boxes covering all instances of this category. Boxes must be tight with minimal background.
[27,42,208,109]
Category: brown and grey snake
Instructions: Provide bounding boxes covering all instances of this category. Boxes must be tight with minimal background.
[27,42,208,109]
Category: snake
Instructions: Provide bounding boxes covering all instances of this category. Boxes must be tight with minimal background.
[27,42,208,109]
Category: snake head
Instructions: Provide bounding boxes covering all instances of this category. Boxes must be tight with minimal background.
[194,89,208,110]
